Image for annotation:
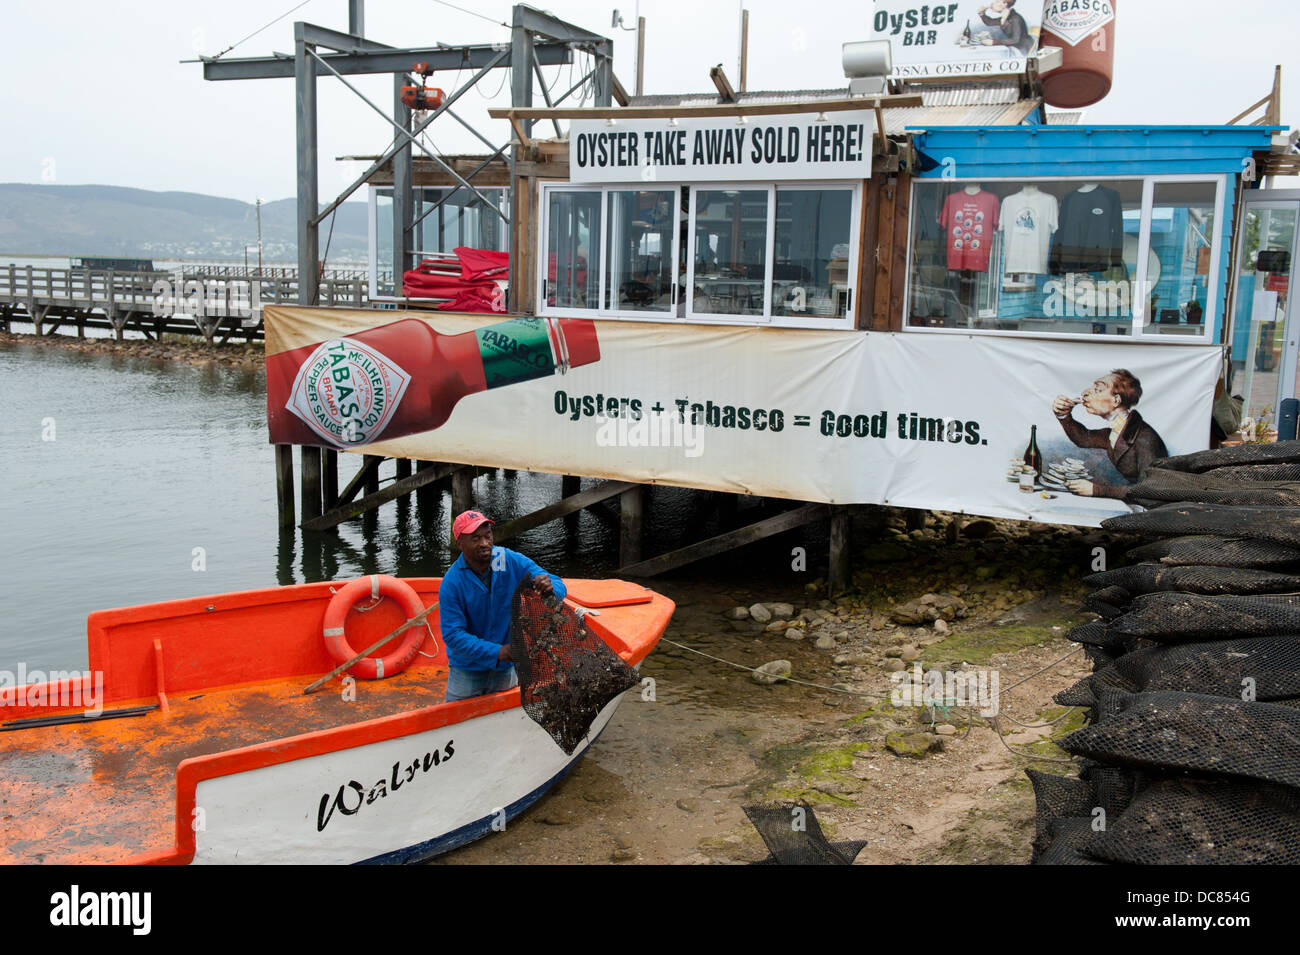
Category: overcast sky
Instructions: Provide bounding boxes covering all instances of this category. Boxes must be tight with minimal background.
[1,0,1295,202]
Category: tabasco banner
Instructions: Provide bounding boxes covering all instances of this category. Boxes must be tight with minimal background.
[871,1,1042,79]
[568,111,872,184]
[264,306,1219,528]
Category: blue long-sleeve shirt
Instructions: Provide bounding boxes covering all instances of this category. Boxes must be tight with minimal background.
[438,546,567,671]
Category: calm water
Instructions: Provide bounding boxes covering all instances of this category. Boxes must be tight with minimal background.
[1,340,822,673]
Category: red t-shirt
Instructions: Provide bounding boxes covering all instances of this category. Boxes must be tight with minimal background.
[939,190,1001,272]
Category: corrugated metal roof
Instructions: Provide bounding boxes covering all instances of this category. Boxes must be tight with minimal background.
[1045,110,1085,125]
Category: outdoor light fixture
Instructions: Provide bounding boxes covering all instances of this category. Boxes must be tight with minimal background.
[843,40,892,96]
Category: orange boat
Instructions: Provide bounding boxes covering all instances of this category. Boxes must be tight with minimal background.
[0,577,672,864]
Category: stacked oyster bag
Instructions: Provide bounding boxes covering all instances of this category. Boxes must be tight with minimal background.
[1031,441,1300,865]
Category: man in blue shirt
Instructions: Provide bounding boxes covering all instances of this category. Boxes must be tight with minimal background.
[440,510,567,702]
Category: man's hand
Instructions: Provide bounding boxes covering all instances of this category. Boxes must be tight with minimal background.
[1067,479,1095,497]
[1053,395,1079,419]
[531,574,554,596]
[497,644,512,662]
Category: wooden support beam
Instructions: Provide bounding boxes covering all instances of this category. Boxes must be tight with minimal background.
[561,474,581,497]
[302,462,467,532]
[322,449,339,509]
[275,444,296,530]
[494,480,637,543]
[364,455,381,496]
[451,467,475,517]
[488,94,922,122]
[301,447,323,525]
[336,454,384,507]
[619,485,645,567]
[829,506,852,596]
[620,503,829,577]
[710,65,736,103]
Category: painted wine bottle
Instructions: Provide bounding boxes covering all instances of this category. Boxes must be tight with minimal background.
[266,316,600,447]
[1023,424,1043,477]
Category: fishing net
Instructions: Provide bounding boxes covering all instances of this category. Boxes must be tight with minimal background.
[1080,761,1142,818]
[508,581,641,755]
[1126,535,1300,569]
[1080,585,1131,619]
[1088,777,1300,865]
[1066,619,1128,652]
[1084,563,1300,597]
[1034,817,1107,865]
[743,805,867,865]
[1060,689,1300,787]
[1103,504,1300,548]
[1106,593,1300,643]
[1123,467,1300,507]
[1027,770,1093,856]
[1209,463,1300,482]
[1154,440,1300,474]
[1057,638,1300,706]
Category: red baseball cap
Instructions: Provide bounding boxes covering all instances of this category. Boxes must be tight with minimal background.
[452,510,494,538]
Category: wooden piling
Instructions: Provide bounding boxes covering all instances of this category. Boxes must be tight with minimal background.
[829,506,852,596]
[395,459,412,481]
[561,474,580,498]
[301,446,323,525]
[452,467,475,517]
[906,509,927,532]
[415,460,437,506]
[619,485,645,567]
[275,445,296,530]
[322,449,338,509]
[363,455,382,496]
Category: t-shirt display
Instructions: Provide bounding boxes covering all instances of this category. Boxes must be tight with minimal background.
[999,187,1060,274]
[1052,185,1124,274]
[940,188,1001,272]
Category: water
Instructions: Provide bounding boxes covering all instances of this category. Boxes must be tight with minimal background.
[1,339,830,674]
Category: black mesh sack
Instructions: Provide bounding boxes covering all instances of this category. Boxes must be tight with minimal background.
[1061,689,1300,787]
[1123,468,1300,507]
[1084,645,1120,669]
[1079,760,1143,818]
[1034,817,1108,865]
[1081,585,1131,619]
[1089,777,1300,865]
[1086,637,1300,702]
[1102,504,1300,548]
[1209,463,1300,482]
[1055,679,1098,708]
[1067,619,1128,652]
[1107,593,1300,643]
[508,581,641,755]
[1154,441,1300,474]
[743,804,867,865]
[1084,563,1300,597]
[1126,535,1300,569]
[1027,769,1094,860]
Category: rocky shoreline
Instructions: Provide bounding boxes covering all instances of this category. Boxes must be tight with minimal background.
[0,329,264,369]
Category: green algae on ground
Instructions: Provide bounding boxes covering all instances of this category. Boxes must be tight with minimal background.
[921,620,1076,667]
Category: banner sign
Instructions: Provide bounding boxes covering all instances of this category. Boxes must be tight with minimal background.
[871,1,1042,79]
[265,307,1219,528]
[1042,0,1114,46]
[568,111,872,184]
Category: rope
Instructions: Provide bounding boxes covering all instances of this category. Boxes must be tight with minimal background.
[657,636,885,698]
[211,0,317,61]
[430,0,509,29]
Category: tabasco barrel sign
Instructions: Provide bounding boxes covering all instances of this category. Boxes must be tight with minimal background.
[1041,0,1114,45]
[287,337,412,446]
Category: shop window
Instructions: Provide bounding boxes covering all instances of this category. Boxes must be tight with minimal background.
[689,189,770,317]
[604,189,678,314]
[906,177,1220,340]
[772,187,856,320]
[545,189,602,310]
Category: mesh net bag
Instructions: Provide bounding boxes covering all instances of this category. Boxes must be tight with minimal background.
[1034,817,1108,865]
[1123,467,1300,507]
[1061,689,1300,787]
[1103,504,1300,548]
[743,804,867,865]
[508,581,641,755]
[1060,638,1300,705]
[1080,585,1131,619]
[1027,769,1093,859]
[1067,619,1129,653]
[1080,760,1142,818]
[1107,593,1300,643]
[1084,563,1300,597]
[1088,777,1300,865]
[1126,535,1300,569]
[1209,462,1300,482]
[1154,440,1300,474]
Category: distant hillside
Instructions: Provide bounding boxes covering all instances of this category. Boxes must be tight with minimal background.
[0,184,369,261]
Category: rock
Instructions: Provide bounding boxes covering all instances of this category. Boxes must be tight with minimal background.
[886,731,944,757]
[869,614,889,630]
[884,659,906,672]
[899,646,922,662]
[766,619,789,633]
[675,798,702,813]
[767,602,795,619]
[834,652,874,666]
[814,634,837,650]
[934,619,950,634]
[975,566,997,579]
[783,628,805,641]
[724,606,750,620]
[885,647,904,658]
[752,660,792,684]
[613,834,634,849]
[962,519,998,539]
[611,847,638,862]
[935,724,958,736]
[861,542,911,563]
[537,813,570,826]
[748,603,772,624]
[890,601,928,626]
[798,610,820,624]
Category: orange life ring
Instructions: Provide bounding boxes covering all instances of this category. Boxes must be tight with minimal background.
[322,575,427,680]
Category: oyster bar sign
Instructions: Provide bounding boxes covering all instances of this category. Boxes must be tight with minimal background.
[871,1,1042,78]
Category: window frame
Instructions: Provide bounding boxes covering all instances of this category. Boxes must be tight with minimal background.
[537,179,861,329]
[902,173,1226,345]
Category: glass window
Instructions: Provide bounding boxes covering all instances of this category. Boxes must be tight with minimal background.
[1142,181,1217,337]
[772,188,855,320]
[691,189,769,317]
[545,190,601,310]
[907,179,1146,336]
[1235,204,1298,427]
[605,189,677,314]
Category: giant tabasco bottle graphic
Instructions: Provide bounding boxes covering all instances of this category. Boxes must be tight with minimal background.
[267,315,600,447]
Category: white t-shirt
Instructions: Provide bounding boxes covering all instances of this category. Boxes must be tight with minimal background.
[999,189,1060,274]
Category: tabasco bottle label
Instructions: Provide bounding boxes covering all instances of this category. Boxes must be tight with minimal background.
[476,317,557,389]
[286,337,412,447]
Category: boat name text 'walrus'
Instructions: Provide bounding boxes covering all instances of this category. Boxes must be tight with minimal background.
[316,739,455,832]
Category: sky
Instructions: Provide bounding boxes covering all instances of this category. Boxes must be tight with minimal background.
[0,0,1296,203]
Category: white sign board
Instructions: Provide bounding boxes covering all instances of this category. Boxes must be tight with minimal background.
[872,1,1042,79]
[567,112,873,184]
